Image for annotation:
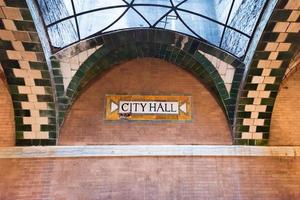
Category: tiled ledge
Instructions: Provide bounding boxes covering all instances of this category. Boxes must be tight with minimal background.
[0,145,300,158]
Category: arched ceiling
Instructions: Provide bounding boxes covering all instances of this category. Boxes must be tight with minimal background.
[0,0,299,146]
[35,0,268,58]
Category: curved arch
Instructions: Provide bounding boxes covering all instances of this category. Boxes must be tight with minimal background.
[51,29,244,141]
[67,41,225,106]
[233,1,300,145]
[59,57,232,145]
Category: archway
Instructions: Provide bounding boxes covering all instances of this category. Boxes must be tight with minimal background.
[59,58,232,145]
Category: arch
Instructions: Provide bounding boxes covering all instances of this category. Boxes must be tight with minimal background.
[233,0,300,145]
[59,57,232,145]
[0,1,57,146]
[51,29,244,142]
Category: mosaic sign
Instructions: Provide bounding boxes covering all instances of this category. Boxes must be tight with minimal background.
[105,95,192,121]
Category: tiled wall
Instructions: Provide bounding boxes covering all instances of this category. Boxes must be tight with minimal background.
[52,30,244,136]
[199,50,236,93]
[0,72,14,146]
[0,156,299,199]
[0,0,56,145]
[57,45,101,90]
[0,0,298,146]
[234,0,300,145]
[59,58,232,145]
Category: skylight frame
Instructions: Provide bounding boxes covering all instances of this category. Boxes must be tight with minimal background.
[35,0,270,60]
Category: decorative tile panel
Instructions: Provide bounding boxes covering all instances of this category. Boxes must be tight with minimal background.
[235,0,300,145]
[0,0,56,145]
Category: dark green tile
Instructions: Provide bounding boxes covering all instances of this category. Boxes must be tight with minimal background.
[37,95,53,102]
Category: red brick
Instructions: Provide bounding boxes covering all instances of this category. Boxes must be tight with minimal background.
[0,157,299,199]
[270,67,300,145]
[59,58,232,145]
[0,78,14,146]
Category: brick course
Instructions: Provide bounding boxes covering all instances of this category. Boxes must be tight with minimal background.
[0,156,299,199]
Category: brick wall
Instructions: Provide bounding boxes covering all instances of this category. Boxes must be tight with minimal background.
[0,76,14,146]
[270,68,300,145]
[0,156,299,199]
[59,58,232,145]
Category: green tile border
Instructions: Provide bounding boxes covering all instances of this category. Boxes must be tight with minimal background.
[52,29,244,143]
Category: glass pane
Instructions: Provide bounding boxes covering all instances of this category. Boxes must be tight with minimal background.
[134,6,171,26]
[179,0,232,23]
[228,0,266,35]
[73,0,126,13]
[78,8,127,38]
[178,11,224,46]
[133,0,172,6]
[37,0,73,25]
[48,18,78,47]
[156,11,198,38]
[172,0,186,6]
[104,8,149,32]
[221,28,250,57]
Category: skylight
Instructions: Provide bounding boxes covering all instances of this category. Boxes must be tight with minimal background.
[36,0,267,58]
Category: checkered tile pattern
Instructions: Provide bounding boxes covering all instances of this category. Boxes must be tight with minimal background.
[0,0,56,145]
[235,0,300,145]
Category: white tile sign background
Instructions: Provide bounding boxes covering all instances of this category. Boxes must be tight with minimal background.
[118,101,179,114]
[106,95,191,121]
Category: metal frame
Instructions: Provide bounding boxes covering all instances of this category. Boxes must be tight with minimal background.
[34,0,270,59]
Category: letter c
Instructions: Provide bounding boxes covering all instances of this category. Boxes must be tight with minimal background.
[121,103,129,112]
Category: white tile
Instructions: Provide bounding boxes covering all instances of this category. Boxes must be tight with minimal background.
[276,33,288,42]
[288,11,300,22]
[262,69,271,76]
[268,52,278,60]
[257,84,266,91]
[254,119,265,126]
[258,91,270,98]
[242,132,253,139]
[255,105,267,112]
[286,22,300,32]
[243,118,254,126]
[273,22,289,32]
[264,42,278,51]
[257,60,271,68]
[252,132,263,140]
[253,98,261,105]
[249,126,256,132]
[245,105,256,111]
[276,43,291,51]
[263,76,276,84]
[247,91,259,98]
[252,76,264,83]
[23,132,36,139]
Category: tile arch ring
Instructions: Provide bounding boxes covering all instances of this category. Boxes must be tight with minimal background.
[233,0,300,146]
[50,29,245,142]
